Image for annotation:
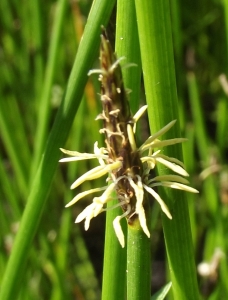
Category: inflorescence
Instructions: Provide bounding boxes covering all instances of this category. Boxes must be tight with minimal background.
[60,28,198,247]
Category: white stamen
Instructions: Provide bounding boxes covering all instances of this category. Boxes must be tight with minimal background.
[148,175,189,185]
[71,161,121,189]
[128,177,150,237]
[95,110,109,122]
[109,57,126,72]
[135,176,150,237]
[151,181,199,193]
[109,109,120,116]
[66,186,107,207]
[59,148,107,162]
[75,203,96,226]
[88,69,103,76]
[143,184,172,219]
[155,154,186,169]
[127,124,137,151]
[139,138,187,153]
[101,94,112,102]
[140,156,156,169]
[93,182,116,204]
[94,142,106,166]
[154,157,189,177]
[132,105,148,133]
[139,120,177,152]
[113,205,131,248]
[99,128,122,138]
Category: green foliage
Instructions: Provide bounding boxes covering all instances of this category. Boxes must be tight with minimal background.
[0,0,227,299]
[151,282,172,300]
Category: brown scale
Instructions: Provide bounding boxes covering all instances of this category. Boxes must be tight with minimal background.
[99,28,144,222]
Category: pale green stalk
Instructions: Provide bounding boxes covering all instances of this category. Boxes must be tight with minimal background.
[102,1,143,299]
[116,1,151,299]
[127,220,151,300]
[134,0,200,298]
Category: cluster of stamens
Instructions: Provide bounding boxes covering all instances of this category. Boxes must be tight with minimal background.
[59,28,198,247]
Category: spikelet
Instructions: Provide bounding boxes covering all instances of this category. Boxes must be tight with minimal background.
[98,27,143,223]
[60,27,198,247]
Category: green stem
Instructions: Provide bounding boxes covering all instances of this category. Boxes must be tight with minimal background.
[102,1,141,298]
[30,0,68,180]
[0,1,116,299]
[102,199,127,300]
[127,219,151,300]
[116,2,151,299]
[134,0,200,298]
[116,0,141,114]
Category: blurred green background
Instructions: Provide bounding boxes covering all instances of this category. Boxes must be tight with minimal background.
[0,0,228,299]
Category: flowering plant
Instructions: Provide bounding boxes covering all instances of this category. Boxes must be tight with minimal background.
[60,28,198,247]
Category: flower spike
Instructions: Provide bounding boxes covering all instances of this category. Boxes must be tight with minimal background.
[59,27,198,247]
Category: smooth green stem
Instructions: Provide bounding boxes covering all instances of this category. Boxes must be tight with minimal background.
[31,0,68,180]
[116,4,151,297]
[135,0,200,298]
[102,199,127,300]
[116,0,141,114]
[0,1,116,299]
[127,220,151,300]
[102,2,141,298]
